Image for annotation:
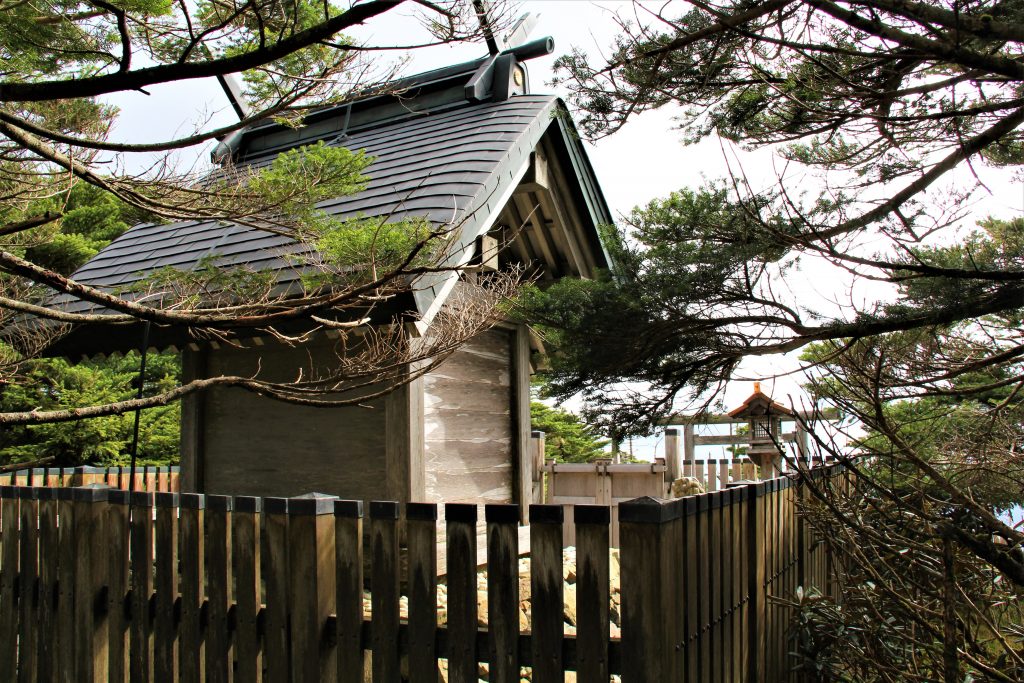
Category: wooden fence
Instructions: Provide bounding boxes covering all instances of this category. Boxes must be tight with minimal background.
[0,466,843,682]
[0,465,180,492]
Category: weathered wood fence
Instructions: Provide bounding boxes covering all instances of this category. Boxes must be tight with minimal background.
[0,465,180,492]
[0,466,843,682]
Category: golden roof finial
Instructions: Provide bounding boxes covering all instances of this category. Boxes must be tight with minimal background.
[754,381,761,393]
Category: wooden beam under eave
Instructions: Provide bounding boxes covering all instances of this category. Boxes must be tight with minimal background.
[511,192,560,277]
[537,181,591,278]
[498,205,534,267]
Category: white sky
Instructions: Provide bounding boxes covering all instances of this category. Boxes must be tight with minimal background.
[102,0,1024,456]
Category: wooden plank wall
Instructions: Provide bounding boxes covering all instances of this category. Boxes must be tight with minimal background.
[423,328,515,505]
[0,466,846,683]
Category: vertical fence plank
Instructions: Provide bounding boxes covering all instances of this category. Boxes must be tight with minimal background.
[37,487,59,683]
[178,493,205,683]
[204,495,231,683]
[444,503,478,683]
[74,485,111,683]
[747,481,767,683]
[106,490,130,683]
[130,491,156,683]
[154,492,179,683]
[232,496,261,683]
[619,496,677,683]
[289,494,339,683]
[683,496,699,683]
[406,503,438,683]
[574,505,609,683]
[710,491,723,681]
[368,501,399,683]
[729,489,744,682]
[17,487,39,683]
[262,498,289,683]
[696,494,711,681]
[668,497,686,682]
[529,504,563,683]
[334,500,364,683]
[0,487,20,679]
[485,504,519,683]
[55,487,75,683]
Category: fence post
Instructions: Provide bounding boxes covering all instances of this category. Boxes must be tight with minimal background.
[232,496,261,683]
[665,428,681,483]
[73,485,111,683]
[55,486,75,683]
[334,500,364,683]
[406,502,438,683]
[747,482,768,683]
[262,498,290,682]
[17,486,39,683]
[529,504,564,683]
[106,490,130,683]
[288,493,338,683]
[0,486,20,678]
[574,504,610,682]
[178,493,205,683]
[130,491,156,683]
[369,500,399,683]
[619,496,680,682]
[445,503,478,683]
[486,504,520,683]
[36,486,59,683]
[154,492,180,683]
[204,494,231,683]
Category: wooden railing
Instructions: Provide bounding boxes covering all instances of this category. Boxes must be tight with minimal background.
[0,465,844,682]
[0,465,180,492]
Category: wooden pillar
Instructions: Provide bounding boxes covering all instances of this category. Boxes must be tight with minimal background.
[619,496,680,682]
[665,428,681,482]
[531,431,546,507]
[683,424,695,478]
[288,493,338,683]
[513,325,533,524]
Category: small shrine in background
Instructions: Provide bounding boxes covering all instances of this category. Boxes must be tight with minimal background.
[668,383,815,479]
[726,382,797,475]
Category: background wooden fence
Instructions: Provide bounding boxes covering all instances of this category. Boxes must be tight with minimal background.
[0,465,180,492]
[0,466,843,682]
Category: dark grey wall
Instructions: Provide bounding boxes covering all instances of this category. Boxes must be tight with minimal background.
[185,338,389,500]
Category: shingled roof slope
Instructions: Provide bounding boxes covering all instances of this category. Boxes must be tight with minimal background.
[66,94,562,312]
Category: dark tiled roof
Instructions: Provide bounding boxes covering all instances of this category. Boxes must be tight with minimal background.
[62,94,563,320]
